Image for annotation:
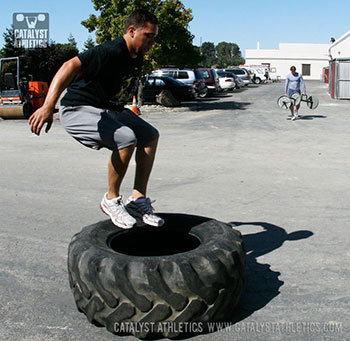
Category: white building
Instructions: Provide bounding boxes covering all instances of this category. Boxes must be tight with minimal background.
[245,42,330,80]
[329,30,350,59]
[328,30,350,99]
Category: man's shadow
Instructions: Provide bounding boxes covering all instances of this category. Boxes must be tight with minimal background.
[228,221,313,322]
[298,114,327,120]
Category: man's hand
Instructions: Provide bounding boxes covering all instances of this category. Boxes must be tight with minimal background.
[29,105,54,136]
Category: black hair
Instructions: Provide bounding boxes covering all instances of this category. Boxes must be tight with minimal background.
[124,9,158,33]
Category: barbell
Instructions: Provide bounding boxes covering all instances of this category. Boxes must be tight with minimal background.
[277,92,319,110]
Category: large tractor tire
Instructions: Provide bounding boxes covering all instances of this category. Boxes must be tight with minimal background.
[155,90,180,107]
[67,213,245,339]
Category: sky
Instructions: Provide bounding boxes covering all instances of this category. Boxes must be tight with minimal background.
[1,0,349,56]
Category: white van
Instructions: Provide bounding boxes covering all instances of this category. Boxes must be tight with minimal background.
[268,67,278,82]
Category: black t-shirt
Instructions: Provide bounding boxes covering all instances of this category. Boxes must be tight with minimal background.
[61,37,143,110]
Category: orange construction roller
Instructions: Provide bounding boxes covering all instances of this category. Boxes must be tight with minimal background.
[131,96,140,115]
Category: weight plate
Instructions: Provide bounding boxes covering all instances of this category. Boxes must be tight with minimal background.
[277,95,292,109]
[307,96,319,110]
[290,92,301,106]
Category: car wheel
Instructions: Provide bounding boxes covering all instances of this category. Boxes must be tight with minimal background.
[67,214,246,339]
[255,78,261,84]
[198,87,209,98]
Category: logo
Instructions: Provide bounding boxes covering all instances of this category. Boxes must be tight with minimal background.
[13,13,49,48]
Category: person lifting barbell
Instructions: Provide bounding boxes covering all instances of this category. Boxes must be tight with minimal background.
[285,66,306,120]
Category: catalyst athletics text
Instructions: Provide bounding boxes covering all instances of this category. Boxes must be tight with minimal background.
[114,322,203,334]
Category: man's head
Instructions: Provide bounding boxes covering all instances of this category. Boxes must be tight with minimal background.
[124,10,158,57]
[290,66,297,75]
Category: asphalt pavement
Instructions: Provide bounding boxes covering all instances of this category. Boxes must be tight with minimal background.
[0,80,349,340]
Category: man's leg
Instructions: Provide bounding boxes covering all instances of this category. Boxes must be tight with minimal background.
[110,109,163,226]
[108,144,136,199]
[101,144,138,229]
[125,137,164,227]
[132,137,159,199]
[289,105,294,116]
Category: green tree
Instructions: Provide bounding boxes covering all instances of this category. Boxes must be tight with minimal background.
[216,42,244,67]
[230,43,245,66]
[0,26,25,58]
[81,0,201,72]
[83,36,96,51]
[67,33,78,48]
[200,42,217,67]
[1,27,79,85]
[25,42,79,84]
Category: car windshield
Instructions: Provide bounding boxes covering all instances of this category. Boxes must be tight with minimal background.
[194,69,204,80]
[162,71,174,77]
[155,79,166,86]
[225,72,237,78]
[217,71,234,79]
[199,70,210,79]
[227,69,245,75]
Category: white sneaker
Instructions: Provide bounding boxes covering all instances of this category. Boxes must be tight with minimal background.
[100,193,136,229]
[126,197,164,227]
[291,115,297,121]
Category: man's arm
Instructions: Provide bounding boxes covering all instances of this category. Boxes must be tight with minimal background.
[29,56,82,136]
[300,75,306,94]
[284,75,289,95]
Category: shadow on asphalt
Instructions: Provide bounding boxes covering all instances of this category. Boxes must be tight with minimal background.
[229,221,313,323]
[184,99,252,111]
[298,115,327,120]
[286,114,327,120]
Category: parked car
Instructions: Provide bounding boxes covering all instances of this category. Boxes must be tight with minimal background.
[249,68,266,84]
[216,71,236,91]
[225,67,251,86]
[225,71,245,89]
[151,68,208,98]
[139,75,196,103]
[197,68,220,96]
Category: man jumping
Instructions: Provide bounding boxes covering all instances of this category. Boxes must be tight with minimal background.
[29,10,164,229]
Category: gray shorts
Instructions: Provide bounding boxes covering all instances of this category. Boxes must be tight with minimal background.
[288,89,300,97]
[59,105,159,151]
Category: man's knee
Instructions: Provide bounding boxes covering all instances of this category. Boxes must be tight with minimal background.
[113,126,137,149]
[137,126,160,148]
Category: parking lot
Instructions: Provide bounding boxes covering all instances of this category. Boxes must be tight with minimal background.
[0,80,349,340]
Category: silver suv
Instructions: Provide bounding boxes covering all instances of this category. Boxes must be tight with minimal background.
[225,67,251,86]
[152,68,208,98]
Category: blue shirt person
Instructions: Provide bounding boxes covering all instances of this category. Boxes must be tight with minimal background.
[285,66,306,96]
[284,66,306,120]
